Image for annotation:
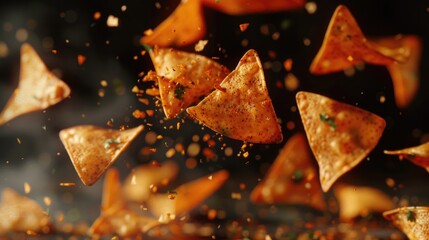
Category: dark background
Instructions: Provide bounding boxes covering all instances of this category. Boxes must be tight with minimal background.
[0,0,429,237]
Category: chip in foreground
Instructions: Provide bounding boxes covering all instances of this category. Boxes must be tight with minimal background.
[250,133,326,211]
[296,91,385,192]
[0,43,71,126]
[187,49,283,144]
[149,47,230,119]
[334,184,394,221]
[59,125,144,186]
[384,141,429,173]
[383,206,429,240]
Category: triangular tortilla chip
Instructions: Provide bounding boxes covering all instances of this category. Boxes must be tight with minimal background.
[334,184,394,221]
[0,188,52,234]
[90,168,158,238]
[200,0,304,15]
[0,43,71,125]
[296,91,385,192]
[384,141,429,173]
[141,0,205,47]
[59,125,144,186]
[250,133,326,211]
[383,206,429,240]
[187,49,283,144]
[149,48,230,119]
[309,5,394,75]
[123,161,179,202]
[370,35,422,108]
[148,170,229,222]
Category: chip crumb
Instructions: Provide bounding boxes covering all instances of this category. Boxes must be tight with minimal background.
[106,15,119,27]
[59,182,76,187]
[43,196,52,206]
[93,11,101,20]
[239,23,250,32]
[24,182,31,194]
[17,138,21,144]
[77,54,86,65]
[305,2,317,14]
[195,39,208,52]
[231,192,242,200]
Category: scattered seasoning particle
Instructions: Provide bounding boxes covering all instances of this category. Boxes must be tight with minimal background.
[59,182,76,187]
[292,170,304,183]
[231,192,241,200]
[174,83,186,100]
[24,182,31,194]
[132,109,146,119]
[319,112,337,130]
[406,209,416,222]
[239,23,250,32]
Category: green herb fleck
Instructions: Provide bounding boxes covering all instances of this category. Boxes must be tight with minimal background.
[406,153,416,159]
[142,44,153,52]
[319,112,337,130]
[174,83,186,100]
[292,170,304,183]
[406,209,416,222]
[104,137,121,149]
[308,231,320,240]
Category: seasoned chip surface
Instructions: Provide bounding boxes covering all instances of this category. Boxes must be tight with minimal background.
[384,141,429,173]
[150,48,230,119]
[296,91,385,192]
[250,133,326,211]
[384,206,429,240]
[309,5,394,75]
[59,125,144,186]
[187,49,283,144]
[0,43,71,125]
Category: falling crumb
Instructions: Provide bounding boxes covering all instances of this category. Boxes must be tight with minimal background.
[17,138,21,144]
[379,95,386,103]
[43,196,52,206]
[146,88,160,96]
[60,182,76,187]
[284,73,299,91]
[77,54,86,65]
[93,11,101,20]
[155,2,162,9]
[305,2,317,14]
[303,38,311,46]
[386,178,395,188]
[239,23,250,32]
[132,109,146,119]
[231,192,241,200]
[208,209,217,220]
[100,80,108,87]
[144,29,154,36]
[138,98,149,105]
[0,41,9,58]
[121,5,127,12]
[16,28,28,42]
[283,58,293,71]
[106,15,119,27]
[24,182,31,194]
[51,49,57,54]
[243,152,249,158]
[187,143,201,157]
[194,39,208,52]
[165,148,176,158]
[286,121,295,130]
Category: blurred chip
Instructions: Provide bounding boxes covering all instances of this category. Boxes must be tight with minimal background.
[250,133,326,211]
[334,184,394,221]
[148,170,229,222]
[59,125,144,186]
[296,91,385,192]
[90,168,158,238]
[309,5,394,75]
[187,49,283,144]
[384,141,429,172]
[149,47,230,118]
[0,43,71,125]
[141,0,205,47]
[0,188,52,234]
[384,206,429,240]
[201,0,304,15]
[123,161,179,202]
[370,35,422,108]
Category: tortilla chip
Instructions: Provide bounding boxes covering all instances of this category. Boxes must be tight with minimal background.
[201,0,304,15]
[384,141,429,173]
[148,170,229,222]
[309,5,394,75]
[149,47,230,119]
[0,43,71,126]
[0,188,52,234]
[187,49,283,144]
[370,35,422,108]
[383,206,429,240]
[59,125,144,186]
[296,91,385,192]
[141,0,205,47]
[90,168,158,238]
[123,161,179,202]
[250,133,326,211]
[334,184,394,221]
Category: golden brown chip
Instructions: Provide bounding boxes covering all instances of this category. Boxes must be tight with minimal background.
[149,47,230,118]
[0,188,52,234]
[141,0,205,47]
[334,184,394,221]
[383,206,429,240]
[90,168,158,238]
[309,5,394,75]
[370,35,422,108]
[0,43,71,126]
[187,49,283,144]
[59,125,144,186]
[123,161,179,202]
[201,0,304,15]
[296,91,385,192]
[384,141,429,173]
[148,170,229,222]
[250,133,326,211]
